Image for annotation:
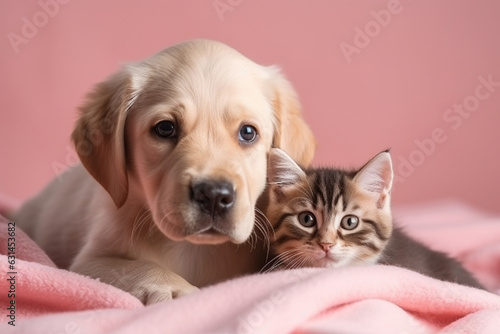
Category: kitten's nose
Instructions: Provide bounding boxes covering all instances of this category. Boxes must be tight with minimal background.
[191,180,235,217]
[320,243,334,252]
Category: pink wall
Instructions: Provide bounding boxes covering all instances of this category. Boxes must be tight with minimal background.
[1,0,499,213]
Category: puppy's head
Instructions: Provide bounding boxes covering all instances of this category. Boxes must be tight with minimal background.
[72,40,316,245]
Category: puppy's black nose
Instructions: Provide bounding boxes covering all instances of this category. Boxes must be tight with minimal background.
[191,180,235,216]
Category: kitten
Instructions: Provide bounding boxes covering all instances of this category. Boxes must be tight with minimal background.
[260,148,484,289]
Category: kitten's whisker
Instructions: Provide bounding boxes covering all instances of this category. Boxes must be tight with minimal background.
[262,261,283,273]
[261,248,295,271]
[297,254,311,268]
[255,208,274,238]
[286,255,306,270]
[255,214,271,243]
[260,248,304,273]
[281,249,309,270]
[251,210,273,259]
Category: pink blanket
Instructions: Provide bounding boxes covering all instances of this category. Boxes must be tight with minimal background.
[1,199,500,333]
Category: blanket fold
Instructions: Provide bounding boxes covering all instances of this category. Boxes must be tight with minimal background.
[0,215,142,322]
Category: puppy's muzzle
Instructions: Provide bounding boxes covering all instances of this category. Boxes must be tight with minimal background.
[191,180,235,218]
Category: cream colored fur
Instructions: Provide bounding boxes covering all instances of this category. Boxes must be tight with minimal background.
[13,40,315,304]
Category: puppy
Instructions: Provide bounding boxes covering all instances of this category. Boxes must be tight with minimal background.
[13,40,316,304]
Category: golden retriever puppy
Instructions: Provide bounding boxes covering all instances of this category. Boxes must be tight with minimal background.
[13,40,315,304]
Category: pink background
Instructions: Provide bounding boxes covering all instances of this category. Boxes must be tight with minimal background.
[1,1,499,213]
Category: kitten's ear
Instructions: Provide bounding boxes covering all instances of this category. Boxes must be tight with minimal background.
[268,148,307,186]
[353,150,393,208]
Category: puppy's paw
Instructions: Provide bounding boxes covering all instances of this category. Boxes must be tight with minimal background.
[133,280,200,305]
[72,257,201,305]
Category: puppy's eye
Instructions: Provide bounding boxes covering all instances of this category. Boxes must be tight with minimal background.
[298,211,316,228]
[154,121,176,138]
[340,215,359,230]
[238,125,258,144]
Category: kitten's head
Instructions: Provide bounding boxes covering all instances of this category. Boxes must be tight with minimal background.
[265,148,394,269]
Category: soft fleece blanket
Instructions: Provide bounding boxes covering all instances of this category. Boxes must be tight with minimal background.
[1,199,500,333]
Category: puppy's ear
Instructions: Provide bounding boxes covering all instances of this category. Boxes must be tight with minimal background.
[269,68,316,168]
[72,68,142,208]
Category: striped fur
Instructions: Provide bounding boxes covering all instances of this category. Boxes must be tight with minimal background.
[263,150,393,271]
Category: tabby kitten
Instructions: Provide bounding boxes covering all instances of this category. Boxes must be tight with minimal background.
[261,148,484,289]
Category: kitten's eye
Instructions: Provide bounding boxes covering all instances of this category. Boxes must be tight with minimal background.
[239,125,258,144]
[154,120,177,138]
[340,215,359,230]
[298,211,316,228]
